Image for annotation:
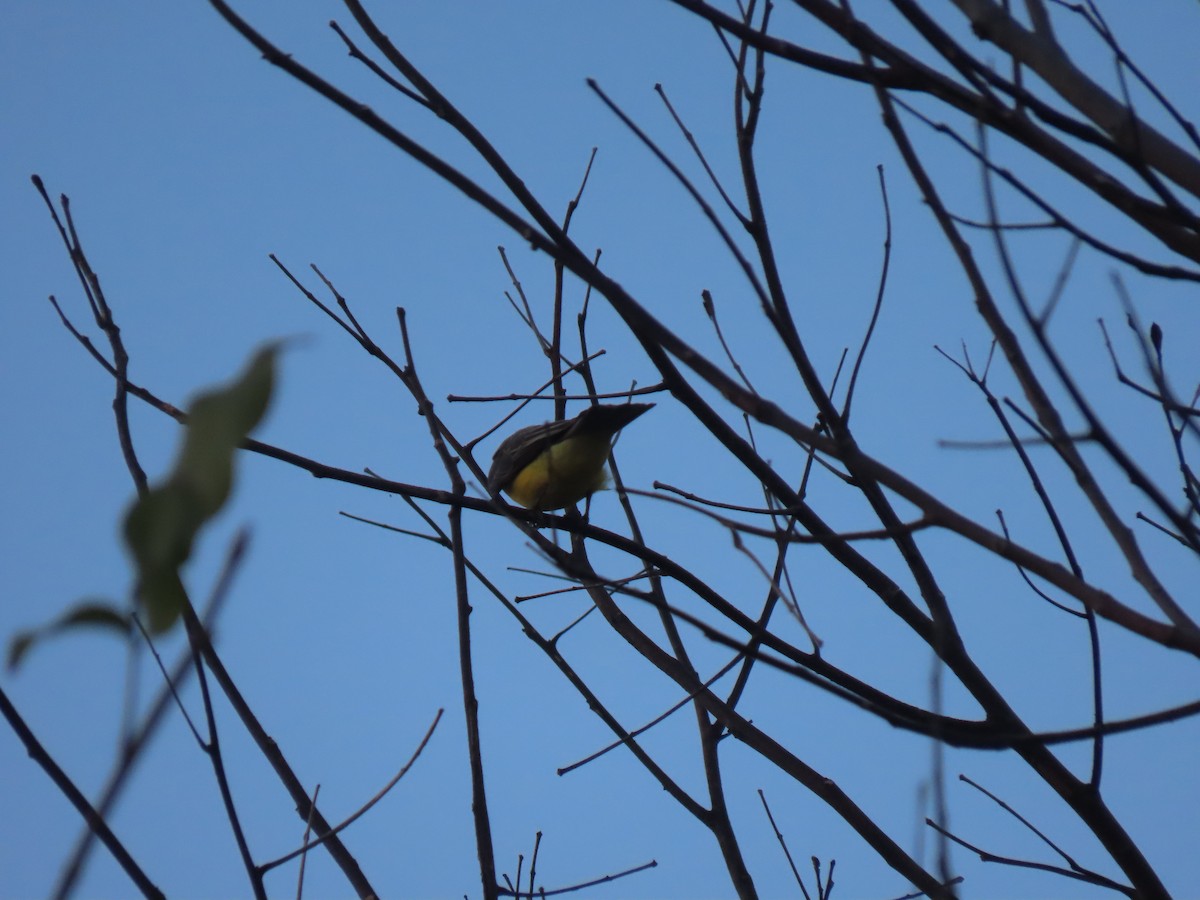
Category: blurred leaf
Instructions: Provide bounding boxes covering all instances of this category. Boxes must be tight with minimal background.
[7,600,130,671]
[124,343,279,634]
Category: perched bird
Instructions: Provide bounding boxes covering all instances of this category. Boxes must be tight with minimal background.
[487,403,653,510]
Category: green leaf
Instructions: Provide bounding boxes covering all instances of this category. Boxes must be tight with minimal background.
[124,343,279,634]
[7,600,130,671]
[175,344,277,517]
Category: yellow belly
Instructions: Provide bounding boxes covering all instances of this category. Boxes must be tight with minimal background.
[505,434,612,510]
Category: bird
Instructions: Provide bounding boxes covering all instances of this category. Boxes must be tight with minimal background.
[486,402,653,510]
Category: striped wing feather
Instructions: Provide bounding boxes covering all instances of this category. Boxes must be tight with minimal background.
[486,418,576,492]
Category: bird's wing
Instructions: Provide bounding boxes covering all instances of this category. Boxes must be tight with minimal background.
[486,418,577,492]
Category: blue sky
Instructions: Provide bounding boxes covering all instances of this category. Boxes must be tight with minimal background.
[2,3,1198,898]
